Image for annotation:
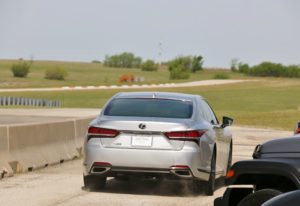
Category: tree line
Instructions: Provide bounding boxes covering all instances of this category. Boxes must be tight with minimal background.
[103,52,204,79]
[231,59,300,78]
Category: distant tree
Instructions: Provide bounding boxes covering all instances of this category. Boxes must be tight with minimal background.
[168,56,191,80]
[104,52,142,68]
[230,58,239,72]
[248,62,284,77]
[234,61,300,78]
[11,58,33,78]
[191,55,203,72]
[141,60,158,71]
[91,60,101,64]
[238,62,250,74]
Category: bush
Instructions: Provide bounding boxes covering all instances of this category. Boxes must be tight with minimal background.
[248,62,284,77]
[45,67,68,80]
[214,73,230,79]
[285,65,300,77]
[234,61,300,78]
[238,62,250,73]
[11,60,32,77]
[104,52,142,68]
[91,60,101,64]
[167,55,204,79]
[141,60,158,71]
[168,57,190,80]
[169,66,190,80]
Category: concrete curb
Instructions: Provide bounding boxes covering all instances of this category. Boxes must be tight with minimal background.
[0,117,93,177]
[0,126,13,177]
[74,117,94,156]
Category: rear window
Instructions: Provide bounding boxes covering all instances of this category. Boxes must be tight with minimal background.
[104,98,193,119]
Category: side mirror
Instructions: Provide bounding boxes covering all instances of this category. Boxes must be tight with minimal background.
[222,116,233,128]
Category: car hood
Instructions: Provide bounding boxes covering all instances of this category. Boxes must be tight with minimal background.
[260,136,300,154]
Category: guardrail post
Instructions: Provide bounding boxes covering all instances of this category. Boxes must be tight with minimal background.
[0,96,62,107]
[20,97,24,106]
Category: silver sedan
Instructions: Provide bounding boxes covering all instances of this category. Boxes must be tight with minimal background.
[83,92,233,195]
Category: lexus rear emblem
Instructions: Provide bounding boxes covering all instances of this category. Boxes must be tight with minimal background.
[139,123,146,129]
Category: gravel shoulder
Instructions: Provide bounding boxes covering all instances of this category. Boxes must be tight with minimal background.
[0,126,291,206]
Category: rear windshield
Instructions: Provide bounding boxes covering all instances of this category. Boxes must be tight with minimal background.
[104,98,193,119]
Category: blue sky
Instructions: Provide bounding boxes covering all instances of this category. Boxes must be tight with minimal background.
[0,0,299,67]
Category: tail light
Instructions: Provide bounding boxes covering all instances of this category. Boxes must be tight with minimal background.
[165,130,206,141]
[93,162,111,167]
[88,127,119,140]
[295,122,300,134]
[170,165,190,170]
[226,169,235,178]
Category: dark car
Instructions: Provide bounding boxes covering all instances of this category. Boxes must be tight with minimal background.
[215,122,300,206]
[262,190,300,206]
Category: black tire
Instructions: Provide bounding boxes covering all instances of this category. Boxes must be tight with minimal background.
[205,150,216,196]
[83,175,107,190]
[237,189,282,206]
[226,141,233,174]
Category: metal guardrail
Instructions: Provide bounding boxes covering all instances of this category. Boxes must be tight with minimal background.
[0,96,61,107]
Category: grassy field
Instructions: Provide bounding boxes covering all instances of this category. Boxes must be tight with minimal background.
[0,59,246,88]
[1,78,300,131]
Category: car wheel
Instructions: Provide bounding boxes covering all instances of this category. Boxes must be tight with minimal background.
[237,189,282,206]
[83,175,107,190]
[205,150,216,196]
[226,141,233,174]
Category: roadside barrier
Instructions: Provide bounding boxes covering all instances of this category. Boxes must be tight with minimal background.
[74,117,94,155]
[0,96,61,107]
[0,126,13,177]
[0,117,92,178]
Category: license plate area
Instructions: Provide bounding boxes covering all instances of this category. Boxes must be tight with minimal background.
[131,135,153,147]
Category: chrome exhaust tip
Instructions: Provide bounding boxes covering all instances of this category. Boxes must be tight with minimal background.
[91,162,111,174]
[91,166,111,174]
[170,165,193,178]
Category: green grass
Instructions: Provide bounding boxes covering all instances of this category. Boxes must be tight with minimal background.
[1,78,300,131]
[214,73,230,79]
[0,59,246,88]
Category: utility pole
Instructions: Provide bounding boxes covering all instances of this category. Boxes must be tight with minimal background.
[158,42,163,68]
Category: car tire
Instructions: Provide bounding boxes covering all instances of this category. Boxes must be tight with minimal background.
[237,189,282,206]
[205,150,216,196]
[226,141,233,174]
[83,175,107,190]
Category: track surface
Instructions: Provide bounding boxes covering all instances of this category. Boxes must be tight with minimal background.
[0,80,247,92]
[0,126,291,206]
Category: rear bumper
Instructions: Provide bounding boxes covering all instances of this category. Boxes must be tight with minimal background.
[83,141,210,181]
[88,165,195,180]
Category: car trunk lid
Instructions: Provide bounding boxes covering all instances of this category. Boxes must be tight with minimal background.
[95,117,193,150]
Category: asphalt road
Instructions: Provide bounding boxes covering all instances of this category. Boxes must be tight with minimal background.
[0,126,291,206]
